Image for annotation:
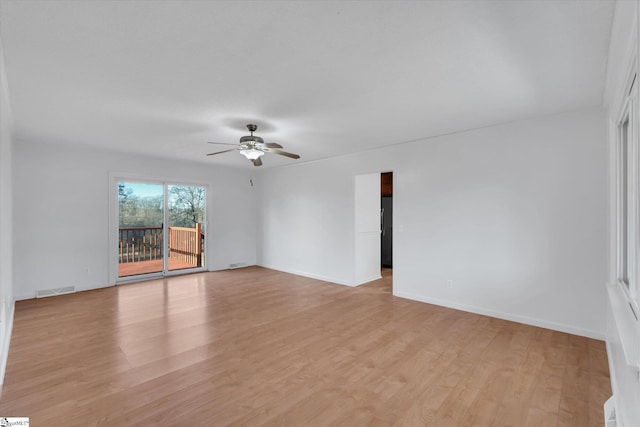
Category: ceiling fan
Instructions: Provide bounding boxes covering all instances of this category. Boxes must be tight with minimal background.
[206,124,300,167]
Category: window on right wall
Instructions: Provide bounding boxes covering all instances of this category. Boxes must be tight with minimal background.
[616,73,638,307]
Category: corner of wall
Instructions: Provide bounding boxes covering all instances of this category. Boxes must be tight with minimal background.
[604,0,638,109]
[0,300,15,390]
[0,33,16,392]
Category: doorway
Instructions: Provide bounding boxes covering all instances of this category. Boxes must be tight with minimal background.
[116,180,206,280]
[354,173,382,285]
[353,171,393,291]
[381,172,393,269]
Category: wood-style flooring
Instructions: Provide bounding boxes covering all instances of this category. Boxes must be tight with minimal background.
[0,267,610,426]
[118,258,199,277]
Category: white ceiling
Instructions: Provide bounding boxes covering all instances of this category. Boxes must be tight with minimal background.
[0,0,615,169]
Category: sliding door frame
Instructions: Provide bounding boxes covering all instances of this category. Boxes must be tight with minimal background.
[108,172,209,285]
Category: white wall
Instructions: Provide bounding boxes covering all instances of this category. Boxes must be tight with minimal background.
[258,107,608,339]
[603,1,640,426]
[354,173,381,285]
[0,38,15,388]
[12,141,257,300]
[257,155,366,286]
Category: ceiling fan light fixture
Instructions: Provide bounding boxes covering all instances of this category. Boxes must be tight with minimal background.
[239,148,264,160]
[206,124,299,167]
[240,135,264,145]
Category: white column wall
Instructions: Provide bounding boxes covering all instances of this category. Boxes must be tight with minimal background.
[0,37,15,388]
[354,172,382,286]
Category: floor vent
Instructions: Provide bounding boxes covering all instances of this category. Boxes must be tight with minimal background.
[36,286,76,298]
[604,396,617,427]
[229,263,247,269]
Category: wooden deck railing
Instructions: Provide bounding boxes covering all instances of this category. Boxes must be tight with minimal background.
[119,224,204,267]
[168,223,203,267]
[119,226,163,263]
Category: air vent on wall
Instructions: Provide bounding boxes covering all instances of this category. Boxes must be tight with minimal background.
[36,286,76,298]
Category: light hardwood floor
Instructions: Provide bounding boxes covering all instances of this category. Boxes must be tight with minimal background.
[117,258,197,277]
[0,267,610,426]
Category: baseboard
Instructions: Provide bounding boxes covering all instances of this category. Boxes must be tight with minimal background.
[258,264,353,286]
[394,290,604,340]
[354,274,383,286]
[14,292,34,301]
[0,298,15,393]
[15,282,113,301]
[77,283,112,292]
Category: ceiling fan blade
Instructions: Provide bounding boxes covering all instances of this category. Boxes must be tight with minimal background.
[252,157,263,167]
[263,142,283,149]
[207,141,237,146]
[268,148,300,159]
[206,148,238,156]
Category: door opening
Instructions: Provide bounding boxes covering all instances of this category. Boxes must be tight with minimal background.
[381,172,393,269]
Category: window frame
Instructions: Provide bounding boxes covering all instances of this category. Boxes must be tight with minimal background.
[108,172,210,285]
[615,71,640,311]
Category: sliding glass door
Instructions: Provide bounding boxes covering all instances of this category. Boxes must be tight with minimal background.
[167,185,206,272]
[118,182,164,277]
[116,180,206,280]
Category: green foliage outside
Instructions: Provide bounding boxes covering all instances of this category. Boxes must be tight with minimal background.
[118,183,205,230]
[168,185,206,230]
